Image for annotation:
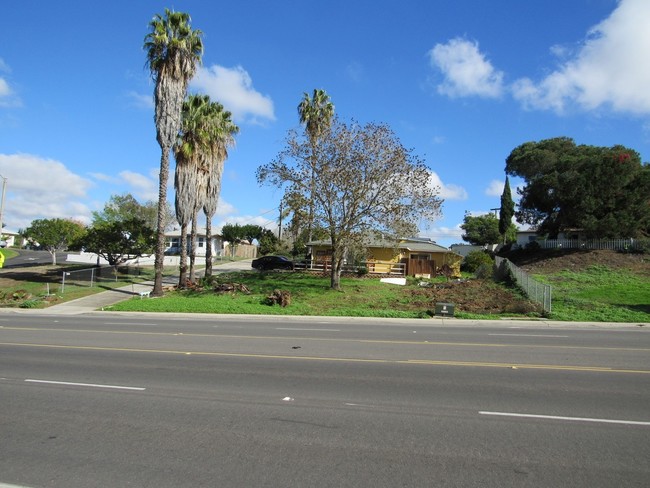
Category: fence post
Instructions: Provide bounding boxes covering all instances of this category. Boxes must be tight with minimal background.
[61,272,70,294]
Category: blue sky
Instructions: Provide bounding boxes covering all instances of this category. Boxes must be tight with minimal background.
[1,0,649,246]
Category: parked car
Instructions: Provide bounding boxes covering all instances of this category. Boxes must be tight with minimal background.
[251,255,294,271]
[164,246,181,255]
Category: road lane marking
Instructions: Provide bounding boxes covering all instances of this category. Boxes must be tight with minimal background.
[1,327,648,352]
[25,379,145,391]
[275,328,341,331]
[104,322,159,326]
[489,334,569,338]
[479,411,650,426]
[1,342,649,374]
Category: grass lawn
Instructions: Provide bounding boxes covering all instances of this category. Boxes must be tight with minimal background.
[0,263,163,309]
[109,271,433,318]
[538,265,650,322]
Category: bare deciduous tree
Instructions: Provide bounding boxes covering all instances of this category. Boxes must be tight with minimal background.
[258,118,443,290]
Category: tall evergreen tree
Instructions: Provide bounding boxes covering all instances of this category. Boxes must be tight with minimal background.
[498,176,515,244]
[506,137,650,238]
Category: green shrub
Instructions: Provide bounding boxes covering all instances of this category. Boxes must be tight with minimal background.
[462,251,494,273]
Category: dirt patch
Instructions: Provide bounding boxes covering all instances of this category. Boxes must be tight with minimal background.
[402,279,541,316]
[506,249,650,276]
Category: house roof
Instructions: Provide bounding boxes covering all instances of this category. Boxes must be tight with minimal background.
[165,227,222,238]
[308,236,456,254]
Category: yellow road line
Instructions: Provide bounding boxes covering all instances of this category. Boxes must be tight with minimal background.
[1,326,649,352]
[1,341,649,374]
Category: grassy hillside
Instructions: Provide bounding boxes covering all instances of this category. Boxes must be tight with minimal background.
[509,249,649,322]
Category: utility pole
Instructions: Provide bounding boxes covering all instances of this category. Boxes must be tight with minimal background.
[0,174,7,241]
[278,201,283,240]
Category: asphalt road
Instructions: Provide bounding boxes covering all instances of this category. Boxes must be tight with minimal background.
[1,249,68,268]
[1,314,648,487]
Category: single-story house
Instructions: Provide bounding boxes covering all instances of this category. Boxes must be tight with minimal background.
[1,230,27,248]
[307,235,462,278]
[164,227,224,257]
[514,229,589,248]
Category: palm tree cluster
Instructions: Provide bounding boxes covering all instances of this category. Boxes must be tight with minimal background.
[174,94,238,285]
[145,9,238,292]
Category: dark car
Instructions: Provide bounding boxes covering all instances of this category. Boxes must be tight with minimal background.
[251,255,294,271]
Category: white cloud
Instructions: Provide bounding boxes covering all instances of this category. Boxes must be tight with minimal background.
[429,171,468,200]
[346,61,364,83]
[512,0,650,114]
[428,38,504,99]
[485,179,504,197]
[420,224,464,244]
[214,198,236,216]
[191,65,275,123]
[126,91,154,110]
[0,153,94,230]
[89,172,120,184]
[0,59,20,108]
[118,170,159,202]
[0,78,11,97]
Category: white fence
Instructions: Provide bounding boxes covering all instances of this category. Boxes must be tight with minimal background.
[523,238,648,251]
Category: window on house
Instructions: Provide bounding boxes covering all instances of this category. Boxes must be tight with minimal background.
[410,254,430,260]
[198,237,204,248]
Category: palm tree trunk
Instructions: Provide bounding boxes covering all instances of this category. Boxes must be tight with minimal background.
[153,149,170,296]
[204,216,213,277]
[178,222,188,287]
[189,213,198,282]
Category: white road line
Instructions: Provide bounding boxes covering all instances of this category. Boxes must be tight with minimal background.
[275,328,341,332]
[103,322,158,326]
[488,334,569,338]
[25,379,145,391]
[479,411,650,426]
[1,483,38,488]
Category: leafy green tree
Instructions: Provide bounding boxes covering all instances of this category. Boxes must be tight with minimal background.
[258,229,278,255]
[92,193,173,232]
[506,137,650,238]
[23,218,86,265]
[258,118,443,290]
[462,250,494,273]
[145,8,203,296]
[297,89,335,242]
[78,218,155,266]
[220,223,244,257]
[461,213,501,245]
[239,224,266,244]
[499,176,515,244]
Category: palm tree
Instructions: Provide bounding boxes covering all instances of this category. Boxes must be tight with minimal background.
[173,94,211,287]
[297,89,334,242]
[202,104,238,277]
[144,8,203,296]
[174,96,238,284]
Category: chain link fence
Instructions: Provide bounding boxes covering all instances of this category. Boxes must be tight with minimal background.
[494,257,552,314]
[61,265,149,293]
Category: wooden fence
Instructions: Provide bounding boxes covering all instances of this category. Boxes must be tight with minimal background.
[295,260,406,276]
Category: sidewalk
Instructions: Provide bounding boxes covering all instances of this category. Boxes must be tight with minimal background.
[3,259,254,315]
